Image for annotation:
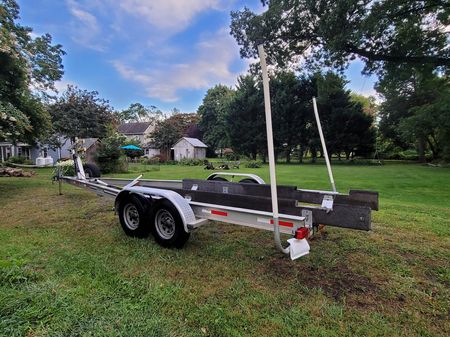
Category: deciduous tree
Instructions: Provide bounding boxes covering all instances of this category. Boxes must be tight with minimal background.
[150,113,200,159]
[0,0,65,142]
[197,85,234,155]
[231,0,449,72]
[49,85,115,142]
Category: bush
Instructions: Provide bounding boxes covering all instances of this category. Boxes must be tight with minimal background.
[178,158,203,166]
[7,156,29,164]
[95,129,126,173]
[54,159,76,176]
[245,160,262,168]
[225,152,240,161]
[145,156,160,165]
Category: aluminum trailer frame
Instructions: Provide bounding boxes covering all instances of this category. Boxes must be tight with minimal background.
[59,170,378,260]
[57,44,378,260]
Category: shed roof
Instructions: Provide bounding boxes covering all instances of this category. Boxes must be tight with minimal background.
[174,137,208,148]
[118,122,151,135]
[83,138,98,149]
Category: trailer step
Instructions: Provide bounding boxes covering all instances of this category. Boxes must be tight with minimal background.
[187,218,209,230]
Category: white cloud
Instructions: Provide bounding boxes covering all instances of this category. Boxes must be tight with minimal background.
[66,0,104,51]
[118,0,224,34]
[113,30,241,102]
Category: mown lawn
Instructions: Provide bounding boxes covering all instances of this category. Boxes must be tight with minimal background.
[0,163,449,337]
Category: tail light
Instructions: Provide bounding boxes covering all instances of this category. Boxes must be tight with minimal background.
[295,227,309,240]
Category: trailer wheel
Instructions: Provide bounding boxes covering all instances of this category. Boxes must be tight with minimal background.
[239,178,259,184]
[151,199,190,248]
[83,163,101,178]
[209,176,228,182]
[118,195,151,238]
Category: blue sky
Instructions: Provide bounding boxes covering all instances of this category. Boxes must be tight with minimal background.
[18,0,377,112]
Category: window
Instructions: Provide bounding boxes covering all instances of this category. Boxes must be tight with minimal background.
[23,148,30,159]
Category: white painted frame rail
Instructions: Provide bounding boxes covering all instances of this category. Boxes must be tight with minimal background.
[257,44,290,255]
[312,97,337,193]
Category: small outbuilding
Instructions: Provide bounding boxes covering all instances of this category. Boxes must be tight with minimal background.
[172,137,208,160]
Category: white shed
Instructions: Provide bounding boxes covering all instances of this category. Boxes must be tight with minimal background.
[172,137,208,160]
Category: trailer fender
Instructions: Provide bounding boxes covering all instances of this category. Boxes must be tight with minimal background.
[114,190,153,213]
[117,186,196,233]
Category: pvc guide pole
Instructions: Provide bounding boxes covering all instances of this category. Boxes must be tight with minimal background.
[257,44,289,255]
[312,97,336,192]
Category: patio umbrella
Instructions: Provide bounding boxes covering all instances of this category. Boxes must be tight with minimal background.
[120,144,142,150]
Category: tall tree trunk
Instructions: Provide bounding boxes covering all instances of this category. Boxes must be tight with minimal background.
[286,148,291,163]
[298,146,304,163]
[311,147,317,163]
[417,137,426,163]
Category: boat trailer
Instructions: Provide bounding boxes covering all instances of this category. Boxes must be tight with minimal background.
[56,45,378,260]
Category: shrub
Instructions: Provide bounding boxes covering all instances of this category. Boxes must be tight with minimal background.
[54,159,76,176]
[8,156,28,164]
[95,129,126,173]
[179,158,203,166]
[225,152,240,161]
[245,160,262,168]
[145,156,160,165]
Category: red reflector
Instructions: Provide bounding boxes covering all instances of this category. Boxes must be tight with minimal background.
[270,219,294,227]
[211,210,228,216]
[295,227,309,240]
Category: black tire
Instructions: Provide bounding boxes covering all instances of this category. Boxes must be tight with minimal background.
[208,176,228,182]
[83,163,101,178]
[150,199,190,248]
[118,195,152,238]
[239,178,259,184]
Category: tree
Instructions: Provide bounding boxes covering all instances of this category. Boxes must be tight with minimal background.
[49,85,115,142]
[230,1,449,72]
[270,71,316,162]
[95,126,126,173]
[226,75,266,159]
[378,66,450,161]
[116,103,162,123]
[350,93,378,118]
[197,85,234,155]
[0,0,65,142]
[150,113,200,159]
[315,72,375,160]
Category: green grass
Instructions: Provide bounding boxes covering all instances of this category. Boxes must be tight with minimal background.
[0,163,449,336]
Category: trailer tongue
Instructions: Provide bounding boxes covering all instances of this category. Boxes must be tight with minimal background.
[56,45,378,260]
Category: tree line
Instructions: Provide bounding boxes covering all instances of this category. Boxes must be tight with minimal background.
[198,71,375,162]
[230,0,449,162]
[1,0,449,164]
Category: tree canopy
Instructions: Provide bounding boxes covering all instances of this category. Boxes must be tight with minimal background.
[116,103,163,123]
[150,113,200,159]
[197,85,234,153]
[0,0,65,143]
[230,0,450,72]
[49,85,115,143]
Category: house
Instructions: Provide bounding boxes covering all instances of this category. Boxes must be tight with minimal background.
[0,142,32,163]
[172,137,208,160]
[0,137,98,165]
[1,140,69,164]
[117,122,159,158]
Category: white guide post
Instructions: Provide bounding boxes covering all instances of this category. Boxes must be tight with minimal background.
[257,44,289,255]
[312,97,336,192]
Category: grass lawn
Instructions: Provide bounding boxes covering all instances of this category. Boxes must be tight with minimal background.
[0,163,449,336]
